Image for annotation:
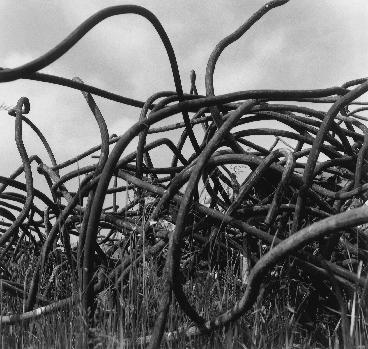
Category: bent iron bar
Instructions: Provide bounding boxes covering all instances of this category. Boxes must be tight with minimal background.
[0,1,367,348]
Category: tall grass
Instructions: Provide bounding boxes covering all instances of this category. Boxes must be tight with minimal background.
[1,231,367,349]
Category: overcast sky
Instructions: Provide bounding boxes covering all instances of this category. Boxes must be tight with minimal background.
[0,0,367,188]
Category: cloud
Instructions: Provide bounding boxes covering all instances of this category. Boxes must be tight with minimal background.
[2,52,35,68]
[0,0,367,185]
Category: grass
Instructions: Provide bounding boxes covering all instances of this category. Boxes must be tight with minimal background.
[1,164,367,349]
[1,237,368,349]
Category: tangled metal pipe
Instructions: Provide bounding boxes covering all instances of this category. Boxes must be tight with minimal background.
[1,1,368,348]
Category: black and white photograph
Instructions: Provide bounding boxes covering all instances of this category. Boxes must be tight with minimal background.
[0,1,367,348]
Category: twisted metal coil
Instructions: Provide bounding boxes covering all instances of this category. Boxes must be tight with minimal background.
[0,1,367,347]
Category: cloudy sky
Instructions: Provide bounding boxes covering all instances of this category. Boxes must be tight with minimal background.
[0,0,367,190]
